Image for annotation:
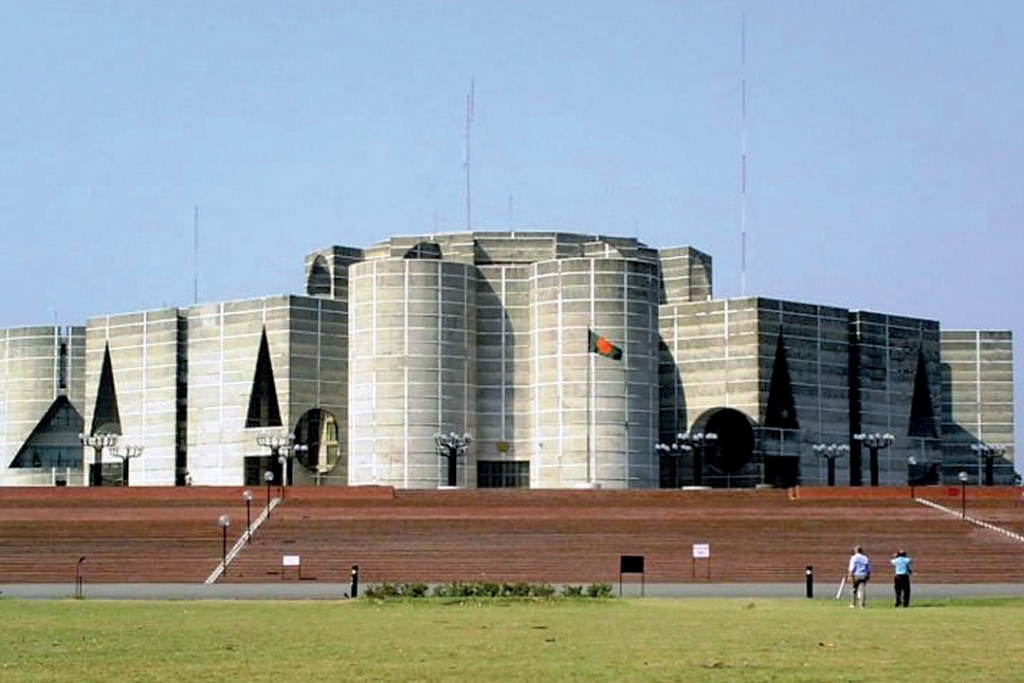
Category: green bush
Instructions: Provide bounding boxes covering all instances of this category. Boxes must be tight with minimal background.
[477,582,502,597]
[400,583,429,598]
[532,583,556,598]
[376,580,614,600]
[364,582,402,599]
[502,582,532,597]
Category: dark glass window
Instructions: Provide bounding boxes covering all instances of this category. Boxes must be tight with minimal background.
[477,461,529,488]
[58,341,68,390]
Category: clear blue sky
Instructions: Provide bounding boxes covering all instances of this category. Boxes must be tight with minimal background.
[2,1,1021,471]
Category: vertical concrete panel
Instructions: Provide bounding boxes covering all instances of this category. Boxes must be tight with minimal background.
[349,259,476,488]
[97,309,182,486]
[941,329,1015,482]
[0,326,86,485]
[531,258,659,489]
[187,297,292,485]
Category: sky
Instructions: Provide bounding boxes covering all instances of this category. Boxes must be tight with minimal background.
[2,1,1022,471]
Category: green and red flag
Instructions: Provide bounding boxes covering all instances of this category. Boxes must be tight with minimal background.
[588,329,623,361]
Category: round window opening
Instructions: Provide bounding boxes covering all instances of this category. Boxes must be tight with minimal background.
[702,408,755,475]
[293,409,340,475]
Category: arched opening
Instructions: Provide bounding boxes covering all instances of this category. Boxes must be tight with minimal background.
[306,255,332,297]
[293,408,341,485]
[699,408,756,487]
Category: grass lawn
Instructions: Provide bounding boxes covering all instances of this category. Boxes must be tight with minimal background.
[1,597,1023,682]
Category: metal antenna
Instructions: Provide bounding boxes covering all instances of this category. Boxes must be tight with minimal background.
[464,78,474,232]
[740,14,748,297]
[193,206,199,304]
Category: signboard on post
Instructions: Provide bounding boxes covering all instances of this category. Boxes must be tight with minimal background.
[692,543,711,579]
[619,555,646,597]
[282,554,301,580]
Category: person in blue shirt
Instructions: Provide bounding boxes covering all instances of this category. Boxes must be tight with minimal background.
[847,546,871,608]
[891,549,913,607]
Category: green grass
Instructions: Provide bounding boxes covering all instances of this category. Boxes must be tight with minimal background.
[2,597,1023,682]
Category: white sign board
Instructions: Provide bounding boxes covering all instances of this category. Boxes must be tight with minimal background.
[692,543,710,559]
[282,555,301,567]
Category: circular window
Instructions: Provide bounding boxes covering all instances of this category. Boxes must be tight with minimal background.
[293,409,340,473]
[703,408,755,475]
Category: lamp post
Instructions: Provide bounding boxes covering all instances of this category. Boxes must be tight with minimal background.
[656,432,716,486]
[217,514,230,575]
[907,456,918,499]
[264,470,274,518]
[258,436,305,499]
[79,433,119,487]
[958,470,969,519]
[75,556,86,599]
[242,489,253,542]
[109,444,144,486]
[853,432,894,487]
[257,433,305,500]
[970,443,1005,487]
[687,432,717,487]
[812,443,850,487]
[655,434,693,488]
[434,431,472,487]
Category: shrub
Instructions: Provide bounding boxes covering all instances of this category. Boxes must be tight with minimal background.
[532,583,556,598]
[412,581,613,600]
[364,582,402,599]
[400,583,428,598]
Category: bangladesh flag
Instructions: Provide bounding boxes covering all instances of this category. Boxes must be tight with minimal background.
[588,329,623,361]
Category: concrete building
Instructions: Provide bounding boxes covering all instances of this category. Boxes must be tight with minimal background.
[0,231,1016,488]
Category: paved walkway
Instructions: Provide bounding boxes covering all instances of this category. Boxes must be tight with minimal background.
[3,582,1023,601]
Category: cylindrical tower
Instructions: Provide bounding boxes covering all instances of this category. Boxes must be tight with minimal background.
[530,258,660,488]
[348,258,477,488]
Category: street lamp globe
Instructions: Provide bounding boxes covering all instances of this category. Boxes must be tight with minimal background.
[217,514,231,575]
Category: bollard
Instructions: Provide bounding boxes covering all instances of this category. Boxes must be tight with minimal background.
[805,565,814,598]
[350,565,359,598]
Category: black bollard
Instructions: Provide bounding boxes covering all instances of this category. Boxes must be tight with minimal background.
[350,565,359,598]
[805,565,814,598]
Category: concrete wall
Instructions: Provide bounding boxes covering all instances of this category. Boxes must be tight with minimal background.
[474,263,533,476]
[941,330,1015,482]
[758,299,850,486]
[185,295,348,486]
[0,326,85,485]
[850,312,943,485]
[348,259,478,487]
[84,310,182,485]
[531,257,660,488]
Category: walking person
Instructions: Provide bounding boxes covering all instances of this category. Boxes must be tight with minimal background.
[891,549,913,607]
[848,546,871,608]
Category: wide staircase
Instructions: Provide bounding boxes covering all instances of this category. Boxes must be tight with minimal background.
[1,485,1022,585]
[0,487,247,583]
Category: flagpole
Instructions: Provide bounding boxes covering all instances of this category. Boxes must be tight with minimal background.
[587,340,592,484]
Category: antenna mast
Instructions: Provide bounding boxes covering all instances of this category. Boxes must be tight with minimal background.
[193,206,199,304]
[464,78,474,232]
[740,15,748,297]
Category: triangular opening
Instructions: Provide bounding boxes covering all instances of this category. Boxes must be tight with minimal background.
[90,344,122,435]
[245,328,283,429]
[10,396,85,468]
[908,349,937,438]
[764,332,799,429]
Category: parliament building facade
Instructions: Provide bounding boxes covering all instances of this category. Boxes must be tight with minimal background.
[0,232,1015,489]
